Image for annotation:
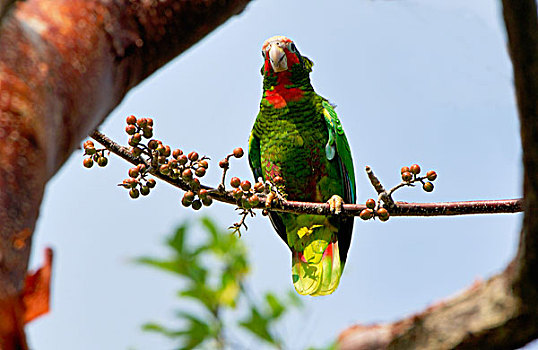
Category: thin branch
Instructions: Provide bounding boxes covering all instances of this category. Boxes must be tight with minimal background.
[90,130,524,218]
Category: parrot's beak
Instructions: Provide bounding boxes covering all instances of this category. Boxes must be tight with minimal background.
[269,44,288,72]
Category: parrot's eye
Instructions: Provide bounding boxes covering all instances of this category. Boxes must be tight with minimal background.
[288,42,298,53]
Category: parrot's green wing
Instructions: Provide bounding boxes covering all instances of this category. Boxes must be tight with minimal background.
[322,100,356,204]
[248,129,288,244]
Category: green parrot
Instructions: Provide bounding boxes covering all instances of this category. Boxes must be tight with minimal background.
[248,36,356,296]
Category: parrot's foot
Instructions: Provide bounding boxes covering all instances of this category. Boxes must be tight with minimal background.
[264,180,286,208]
[327,195,344,215]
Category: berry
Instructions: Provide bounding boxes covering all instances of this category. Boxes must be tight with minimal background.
[232,188,243,200]
[219,159,229,169]
[97,157,108,167]
[182,168,193,180]
[83,140,94,149]
[230,177,241,188]
[190,178,201,192]
[198,189,209,199]
[126,115,137,125]
[401,171,413,182]
[156,143,166,154]
[181,196,192,207]
[188,151,199,162]
[360,209,374,220]
[376,208,389,220]
[163,145,171,157]
[366,198,376,209]
[427,170,437,181]
[177,154,188,165]
[159,164,170,175]
[242,197,252,209]
[192,199,202,210]
[248,194,260,206]
[233,147,244,158]
[124,178,138,188]
[142,126,153,138]
[195,167,206,177]
[125,125,136,135]
[172,149,183,159]
[131,147,143,157]
[146,178,156,188]
[183,191,195,202]
[198,160,209,169]
[146,118,153,127]
[129,188,140,199]
[201,196,213,207]
[137,164,147,173]
[128,167,139,178]
[423,182,434,192]
[148,139,159,150]
[136,118,148,129]
[83,157,94,168]
[85,147,96,155]
[240,180,251,191]
[140,186,150,196]
[254,182,264,193]
[410,164,421,175]
[400,166,410,174]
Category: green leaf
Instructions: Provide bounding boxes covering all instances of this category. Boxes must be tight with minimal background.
[265,292,285,320]
[239,307,277,345]
[167,224,188,254]
[179,283,218,312]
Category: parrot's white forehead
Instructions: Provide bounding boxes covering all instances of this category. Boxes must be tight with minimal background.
[262,35,293,51]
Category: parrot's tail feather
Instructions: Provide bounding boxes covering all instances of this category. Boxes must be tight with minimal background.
[291,241,342,296]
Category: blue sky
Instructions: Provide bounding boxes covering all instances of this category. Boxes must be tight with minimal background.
[27,1,531,349]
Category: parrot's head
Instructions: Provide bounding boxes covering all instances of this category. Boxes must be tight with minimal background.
[261,36,313,76]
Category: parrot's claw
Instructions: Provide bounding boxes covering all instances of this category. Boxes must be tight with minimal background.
[327,195,344,215]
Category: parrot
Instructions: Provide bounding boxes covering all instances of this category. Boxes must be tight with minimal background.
[248,35,356,296]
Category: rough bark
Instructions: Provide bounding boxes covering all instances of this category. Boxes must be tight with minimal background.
[337,1,538,349]
[0,0,251,348]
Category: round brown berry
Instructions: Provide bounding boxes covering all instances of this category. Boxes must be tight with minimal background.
[254,182,264,193]
[159,164,170,175]
[400,166,410,174]
[182,168,193,180]
[129,188,140,199]
[124,178,138,188]
[125,125,136,135]
[233,148,244,158]
[427,170,437,181]
[137,164,147,173]
[401,171,413,182]
[148,139,159,150]
[85,147,96,155]
[83,140,94,149]
[376,208,389,220]
[198,189,208,199]
[360,209,374,220]
[190,178,201,192]
[366,198,376,209]
[195,167,206,177]
[146,178,156,188]
[232,188,243,200]
[83,157,94,168]
[249,194,260,206]
[131,147,143,157]
[219,159,229,169]
[181,196,192,207]
[191,199,202,210]
[201,197,213,206]
[126,115,137,125]
[410,164,421,175]
[172,149,183,159]
[163,145,171,157]
[129,167,139,178]
[97,157,108,167]
[136,118,148,129]
[183,191,195,202]
[423,182,434,192]
[177,154,188,165]
[198,160,209,169]
[240,180,251,191]
[140,186,150,196]
[142,126,153,139]
[188,151,199,162]
[230,177,241,188]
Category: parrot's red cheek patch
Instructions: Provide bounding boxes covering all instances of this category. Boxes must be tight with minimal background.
[265,86,304,109]
[265,93,287,109]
